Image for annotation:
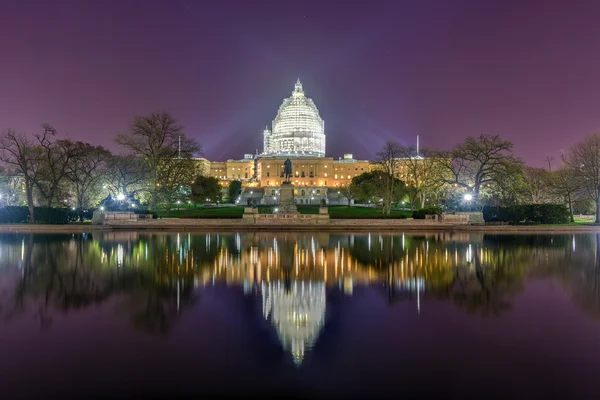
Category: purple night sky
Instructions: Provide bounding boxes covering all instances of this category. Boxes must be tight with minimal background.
[1,0,600,165]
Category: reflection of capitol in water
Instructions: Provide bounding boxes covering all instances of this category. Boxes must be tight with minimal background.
[261,281,326,365]
[3,231,596,363]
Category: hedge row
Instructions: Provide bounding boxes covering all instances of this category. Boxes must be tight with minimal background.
[329,214,408,219]
[482,204,570,224]
[0,206,94,224]
[412,206,443,219]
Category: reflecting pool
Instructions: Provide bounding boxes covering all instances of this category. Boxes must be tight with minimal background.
[1,231,600,398]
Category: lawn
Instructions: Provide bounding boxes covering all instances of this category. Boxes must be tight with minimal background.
[300,205,411,219]
[157,207,245,218]
[156,205,412,219]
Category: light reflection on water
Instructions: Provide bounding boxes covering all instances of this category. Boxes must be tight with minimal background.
[1,231,600,398]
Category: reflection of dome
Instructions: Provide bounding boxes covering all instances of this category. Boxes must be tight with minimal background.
[261,280,326,365]
[263,79,326,157]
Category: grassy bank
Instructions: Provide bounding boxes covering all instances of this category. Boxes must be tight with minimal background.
[156,205,412,219]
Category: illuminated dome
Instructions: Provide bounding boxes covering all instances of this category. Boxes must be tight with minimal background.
[261,280,326,365]
[263,79,326,157]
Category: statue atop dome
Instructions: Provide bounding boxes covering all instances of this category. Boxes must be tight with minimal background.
[293,78,303,95]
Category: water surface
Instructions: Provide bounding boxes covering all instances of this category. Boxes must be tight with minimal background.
[1,231,599,398]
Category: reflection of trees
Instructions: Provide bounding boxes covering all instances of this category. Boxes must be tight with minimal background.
[5,231,600,331]
[346,233,531,316]
[1,233,209,333]
[447,248,526,316]
[537,234,600,320]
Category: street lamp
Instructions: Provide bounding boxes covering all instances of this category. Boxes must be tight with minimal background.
[116,193,125,201]
[464,193,473,201]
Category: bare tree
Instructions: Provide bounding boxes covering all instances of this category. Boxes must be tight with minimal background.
[0,129,44,222]
[65,143,112,210]
[116,112,201,209]
[396,147,446,210]
[547,165,580,223]
[545,155,555,171]
[154,157,196,211]
[337,185,356,206]
[34,125,81,207]
[376,141,403,214]
[523,166,551,203]
[104,155,150,200]
[568,133,600,223]
[438,134,523,205]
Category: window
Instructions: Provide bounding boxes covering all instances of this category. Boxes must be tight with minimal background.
[324,173,328,177]
[301,172,305,177]
[347,175,351,179]
[271,190,275,195]
[317,190,321,194]
[267,172,270,177]
[301,190,305,196]
[335,174,338,179]
[245,173,248,178]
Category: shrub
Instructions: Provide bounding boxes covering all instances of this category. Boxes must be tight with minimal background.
[482,204,569,225]
[0,206,98,224]
[0,206,30,223]
[412,206,442,219]
[329,214,408,219]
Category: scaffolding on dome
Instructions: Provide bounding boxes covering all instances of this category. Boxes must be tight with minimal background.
[263,79,326,157]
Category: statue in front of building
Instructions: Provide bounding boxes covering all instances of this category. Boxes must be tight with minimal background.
[283,158,292,183]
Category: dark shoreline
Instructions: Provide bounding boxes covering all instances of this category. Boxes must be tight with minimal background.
[0,221,598,234]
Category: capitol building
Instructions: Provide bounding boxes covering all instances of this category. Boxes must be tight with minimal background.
[199,80,373,205]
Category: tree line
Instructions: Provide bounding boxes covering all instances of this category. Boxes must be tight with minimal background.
[345,133,600,223]
[0,112,201,222]
[3,112,600,223]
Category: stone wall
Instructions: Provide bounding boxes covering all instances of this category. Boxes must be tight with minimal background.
[93,211,154,225]
[441,212,484,225]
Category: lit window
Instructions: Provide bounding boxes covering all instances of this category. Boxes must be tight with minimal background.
[335,174,338,179]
